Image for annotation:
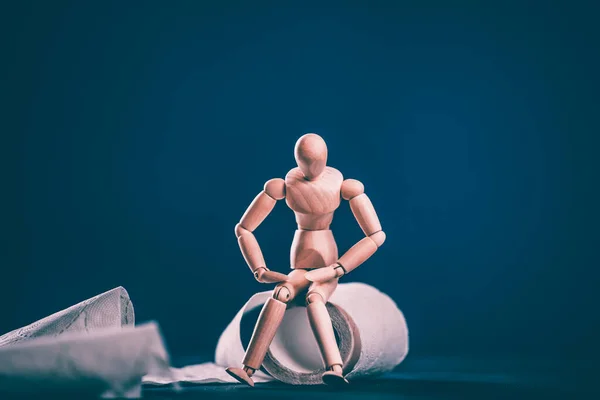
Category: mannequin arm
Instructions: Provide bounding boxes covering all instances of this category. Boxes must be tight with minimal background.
[236,178,289,283]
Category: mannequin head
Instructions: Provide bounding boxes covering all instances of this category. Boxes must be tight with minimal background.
[294,133,328,180]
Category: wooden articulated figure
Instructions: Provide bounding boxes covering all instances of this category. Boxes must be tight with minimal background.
[225,133,385,386]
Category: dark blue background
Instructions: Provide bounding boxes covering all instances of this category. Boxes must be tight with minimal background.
[2,0,598,363]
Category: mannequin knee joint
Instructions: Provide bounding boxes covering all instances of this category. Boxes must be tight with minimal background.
[273,285,292,303]
[306,292,324,305]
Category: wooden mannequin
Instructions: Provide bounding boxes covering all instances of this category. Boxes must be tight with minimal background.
[226,133,385,386]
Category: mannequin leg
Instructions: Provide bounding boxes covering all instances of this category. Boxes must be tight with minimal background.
[306,277,348,385]
[226,269,309,386]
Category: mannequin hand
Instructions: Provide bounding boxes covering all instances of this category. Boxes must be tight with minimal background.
[254,267,288,283]
[305,264,345,283]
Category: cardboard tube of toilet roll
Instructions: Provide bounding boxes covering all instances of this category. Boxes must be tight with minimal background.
[215,282,408,385]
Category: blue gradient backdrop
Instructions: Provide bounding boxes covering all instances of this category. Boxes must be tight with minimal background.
[2,1,598,363]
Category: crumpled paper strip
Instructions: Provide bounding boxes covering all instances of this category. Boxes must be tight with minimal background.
[0,321,173,398]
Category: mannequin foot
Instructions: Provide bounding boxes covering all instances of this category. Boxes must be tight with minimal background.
[225,366,255,387]
[322,364,349,386]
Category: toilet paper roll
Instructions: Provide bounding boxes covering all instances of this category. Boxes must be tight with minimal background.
[216,282,408,385]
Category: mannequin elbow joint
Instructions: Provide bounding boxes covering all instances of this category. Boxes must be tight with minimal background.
[369,230,386,247]
[235,223,250,238]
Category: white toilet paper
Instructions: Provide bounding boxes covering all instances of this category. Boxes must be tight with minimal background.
[0,283,409,395]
